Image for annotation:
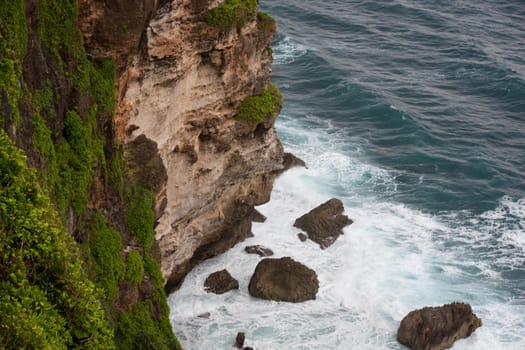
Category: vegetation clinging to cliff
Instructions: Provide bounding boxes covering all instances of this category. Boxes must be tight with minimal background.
[236,84,283,125]
[0,130,115,349]
[206,0,258,31]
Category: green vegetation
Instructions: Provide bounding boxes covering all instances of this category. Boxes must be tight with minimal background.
[125,251,144,285]
[115,301,181,350]
[257,12,276,33]
[236,84,283,125]
[206,0,257,32]
[127,186,156,251]
[90,212,126,303]
[0,130,114,349]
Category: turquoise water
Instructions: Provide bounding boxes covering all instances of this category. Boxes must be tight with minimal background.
[169,1,525,348]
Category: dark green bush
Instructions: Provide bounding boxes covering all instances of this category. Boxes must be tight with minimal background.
[206,0,257,32]
[127,187,155,252]
[236,84,283,125]
[126,251,145,285]
[90,212,126,303]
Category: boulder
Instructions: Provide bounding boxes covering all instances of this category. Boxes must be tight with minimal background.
[245,245,274,257]
[248,257,319,302]
[293,198,353,249]
[297,232,308,242]
[203,269,239,294]
[397,302,482,350]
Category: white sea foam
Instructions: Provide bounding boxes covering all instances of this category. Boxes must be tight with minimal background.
[272,36,307,65]
[169,116,525,349]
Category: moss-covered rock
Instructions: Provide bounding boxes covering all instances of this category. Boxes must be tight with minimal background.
[236,84,283,125]
[207,0,257,32]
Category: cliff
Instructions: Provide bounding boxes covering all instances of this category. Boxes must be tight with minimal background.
[0,0,281,348]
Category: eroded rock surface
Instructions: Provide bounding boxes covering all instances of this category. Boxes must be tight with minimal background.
[203,269,239,294]
[112,0,283,292]
[294,198,353,249]
[397,302,482,350]
[279,152,306,174]
[248,257,319,302]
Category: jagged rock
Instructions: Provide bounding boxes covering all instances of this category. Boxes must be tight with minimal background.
[280,152,307,174]
[245,245,274,257]
[248,257,319,302]
[397,302,482,350]
[203,269,239,294]
[250,209,267,223]
[234,332,245,348]
[297,232,308,242]
[197,312,210,319]
[293,198,353,249]
[243,347,253,350]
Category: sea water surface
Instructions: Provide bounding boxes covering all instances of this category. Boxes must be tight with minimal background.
[169,1,525,348]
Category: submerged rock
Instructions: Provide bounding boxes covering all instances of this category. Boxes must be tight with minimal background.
[293,198,353,249]
[297,232,308,242]
[397,302,482,350]
[245,245,274,257]
[203,269,239,294]
[248,257,319,302]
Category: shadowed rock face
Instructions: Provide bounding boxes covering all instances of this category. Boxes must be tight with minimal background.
[397,302,482,350]
[203,269,239,294]
[294,198,353,249]
[248,257,319,302]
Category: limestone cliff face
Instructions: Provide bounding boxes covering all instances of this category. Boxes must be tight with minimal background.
[117,1,283,292]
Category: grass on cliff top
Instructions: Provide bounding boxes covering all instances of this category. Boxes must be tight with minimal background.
[206,0,257,32]
[236,84,283,125]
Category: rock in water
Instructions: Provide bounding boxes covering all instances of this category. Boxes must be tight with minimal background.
[249,209,267,223]
[293,198,353,249]
[297,232,308,242]
[248,257,319,302]
[397,302,482,350]
[234,332,245,348]
[279,152,307,174]
[245,245,274,257]
[203,269,239,294]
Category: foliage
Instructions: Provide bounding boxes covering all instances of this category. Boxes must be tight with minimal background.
[115,301,181,350]
[236,83,283,125]
[127,186,156,252]
[0,0,27,59]
[0,130,114,349]
[125,251,144,285]
[206,0,257,32]
[257,12,276,33]
[89,212,126,303]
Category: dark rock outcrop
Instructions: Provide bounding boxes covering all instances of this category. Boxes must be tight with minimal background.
[278,152,307,175]
[234,332,245,348]
[293,198,353,249]
[250,209,267,223]
[397,302,482,350]
[248,257,319,302]
[297,232,308,242]
[203,269,239,294]
[245,245,274,257]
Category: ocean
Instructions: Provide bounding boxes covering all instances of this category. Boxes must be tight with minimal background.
[169,1,525,348]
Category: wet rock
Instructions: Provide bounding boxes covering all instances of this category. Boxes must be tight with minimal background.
[203,269,239,294]
[197,312,210,319]
[297,232,308,242]
[293,198,353,249]
[245,245,274,257]
[277,152,307,175]
[250,209,267,223]
[248,257,319,302]
[234,332,245,348]
[397,302,482,350]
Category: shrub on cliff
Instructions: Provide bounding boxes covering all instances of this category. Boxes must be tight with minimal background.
[0,130,114,349]
[206,0,257,32]
[257,12,276,33]
[236,84,283,125]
